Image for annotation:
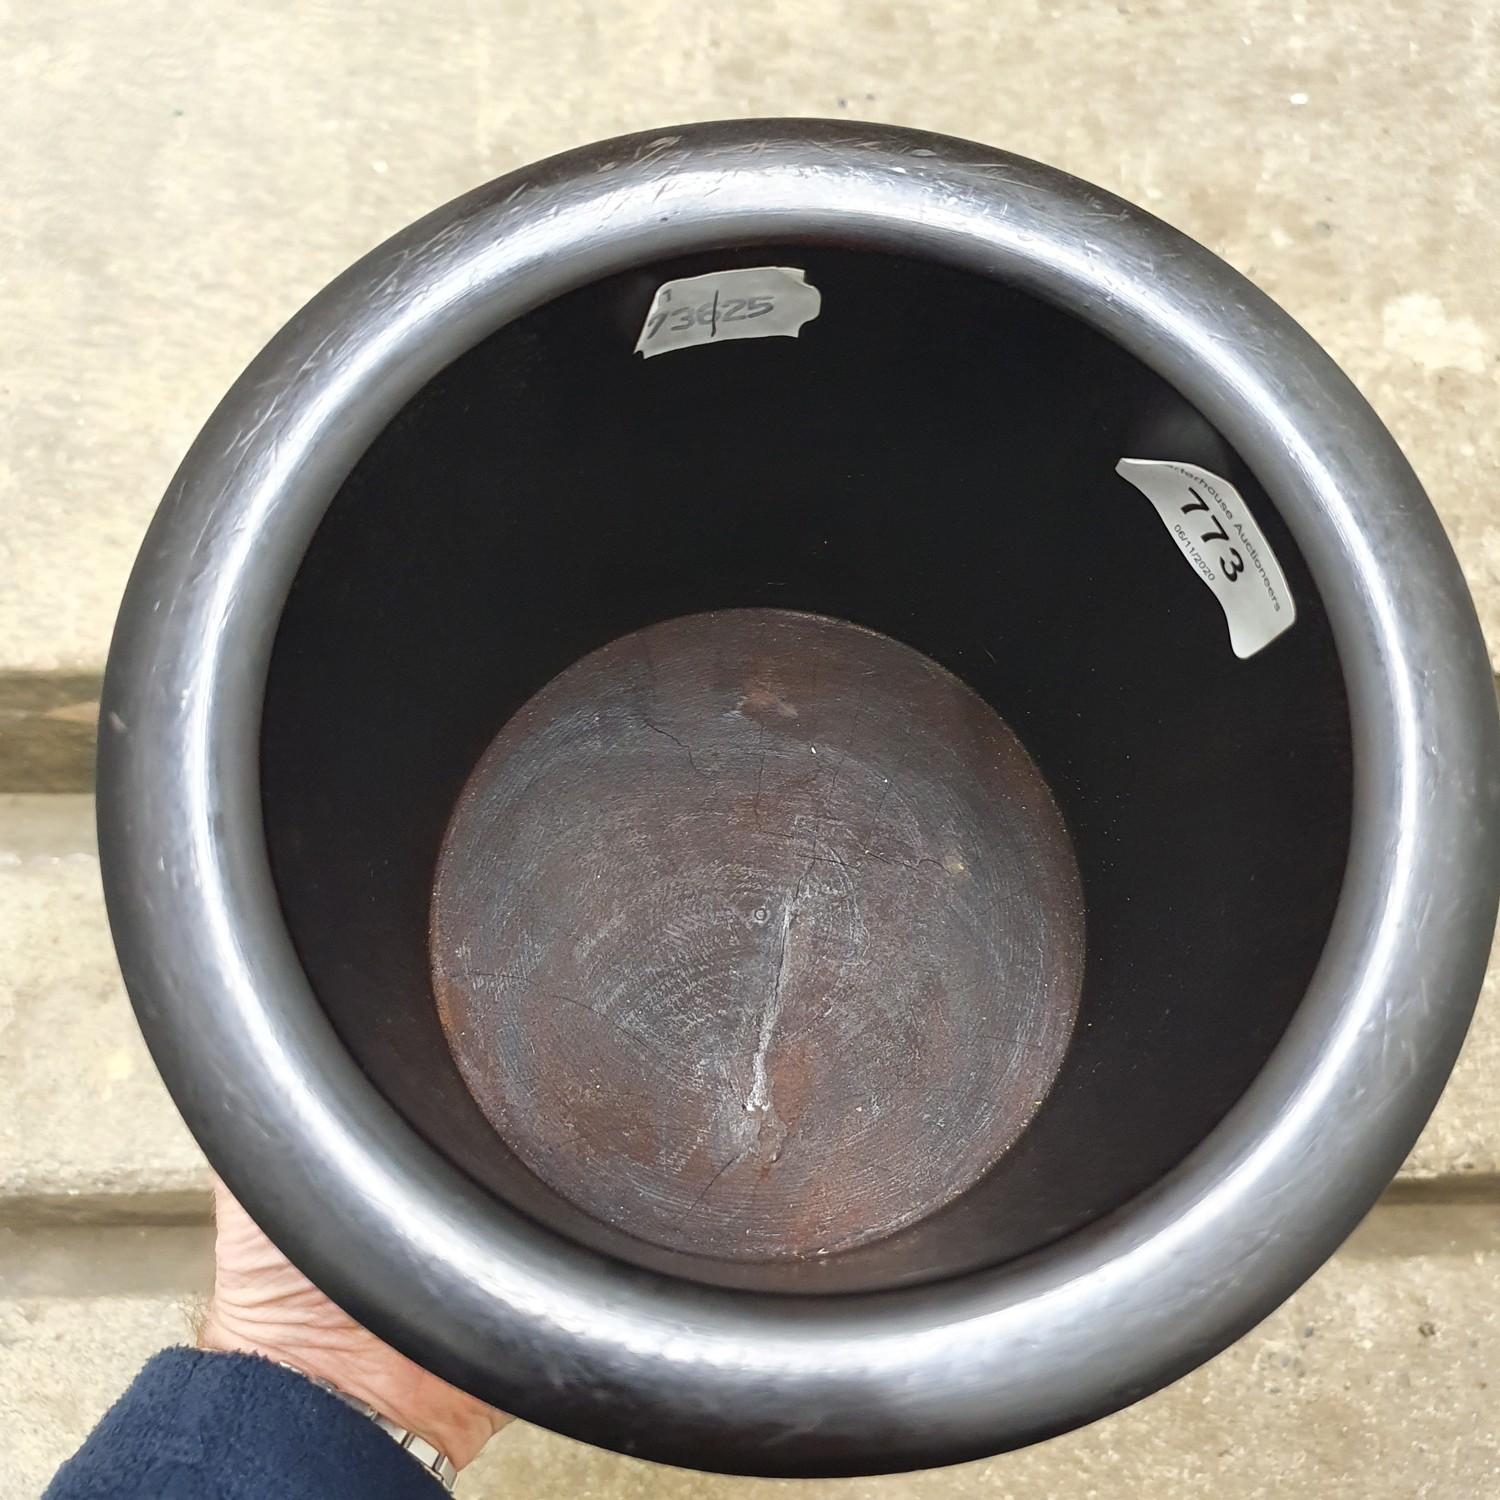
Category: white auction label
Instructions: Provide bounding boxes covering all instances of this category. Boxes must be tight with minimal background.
[1116,458,1296,659]
[634,267,821,358]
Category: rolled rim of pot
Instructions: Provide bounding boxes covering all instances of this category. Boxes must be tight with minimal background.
[97,119,1500,1477]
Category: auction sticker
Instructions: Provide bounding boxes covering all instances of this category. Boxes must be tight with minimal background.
[634,267,821,358]
[1116,458,1296,659]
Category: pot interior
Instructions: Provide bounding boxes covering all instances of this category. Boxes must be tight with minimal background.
[261,242,1352,1294]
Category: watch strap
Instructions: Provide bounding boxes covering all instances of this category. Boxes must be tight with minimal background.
[277,1361,459,1491]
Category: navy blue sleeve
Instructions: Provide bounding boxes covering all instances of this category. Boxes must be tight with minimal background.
[45,1348,443,1499]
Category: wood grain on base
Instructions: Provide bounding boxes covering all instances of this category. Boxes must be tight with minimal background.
[431,610,1083,1262]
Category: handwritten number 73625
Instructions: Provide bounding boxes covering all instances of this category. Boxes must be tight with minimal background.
[1182,486,1245,581]
[645,295,776,340]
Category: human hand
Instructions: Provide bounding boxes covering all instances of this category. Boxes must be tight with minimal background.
[198,1178,509,1469]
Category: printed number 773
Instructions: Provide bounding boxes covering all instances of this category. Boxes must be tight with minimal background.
[1182,487,1245,581]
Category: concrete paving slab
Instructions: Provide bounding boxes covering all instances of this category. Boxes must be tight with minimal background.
[4,1207,1496,1500]
[2,0,1497,689]
[0,796,207,1215]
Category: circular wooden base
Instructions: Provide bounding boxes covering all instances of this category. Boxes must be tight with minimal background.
[430,610,1083,1262]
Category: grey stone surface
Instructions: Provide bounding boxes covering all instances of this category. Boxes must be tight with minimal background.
[0,1224,208,1499]
[5,1208,1496,1500]
[4,1292,191,1498]
[1,0,1497,683]
[0,792,1494,1216]
[0,796,208,1215]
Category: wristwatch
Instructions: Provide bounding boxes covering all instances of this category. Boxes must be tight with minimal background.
[278,1362,459,1491]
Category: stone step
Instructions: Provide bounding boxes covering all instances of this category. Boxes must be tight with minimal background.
[0,796,208,1217]
[0,674,98,794]
[2,0,1497,705]
[2,794,1495,1223]
[5,1205,1497,1498]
